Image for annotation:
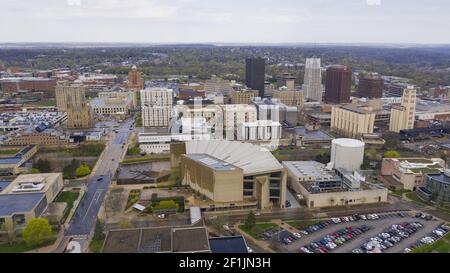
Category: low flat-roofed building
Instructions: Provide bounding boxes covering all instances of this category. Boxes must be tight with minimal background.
[178,140,287,210]
[380,157,445,191]
[90,96,133,116]
[0,145,37,176]
[5,129,70,147]
[289,127,334,147]
[0,173,63,237]
[209,236,249,253]
[102,226,210,253]
[283,161,388,208]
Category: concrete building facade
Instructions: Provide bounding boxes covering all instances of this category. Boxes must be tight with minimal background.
[389,87,416,133]
[331,104,376,138]
[303,58,323,102]
[178,140,286,210]
[141,88,174,127]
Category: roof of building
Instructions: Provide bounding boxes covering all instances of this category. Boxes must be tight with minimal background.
[184,140,284,175]
[426,172,450,185]
[0,192,44,216]
[172,227,210,253]
[332,138,365,148]
[294,127,334,141]
[185,154,240,171]
[0,181,11,192]
[209,236,249,253]
[283,161,340,181]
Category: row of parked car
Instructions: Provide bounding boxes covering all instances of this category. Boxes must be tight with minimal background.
[404,224,449,253]
[299,225,371,253]
[279,230,302,245]
[353,222,424,253]
[259,227,283,241]
[297,212,411,239]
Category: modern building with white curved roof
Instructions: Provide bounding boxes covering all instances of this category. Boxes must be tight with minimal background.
[176,140,286,210]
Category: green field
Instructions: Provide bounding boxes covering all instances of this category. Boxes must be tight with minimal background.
[239,222,279,239]
[0,238,56,253]
[412,232,450,253]
[125,189,141,210]
[122,154,170,164]
[89,239,104,253]
[0,149,20,155]
[285,219,322,230]
[56,191,80,223]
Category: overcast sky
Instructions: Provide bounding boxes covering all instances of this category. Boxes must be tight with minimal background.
[0,0,449,44]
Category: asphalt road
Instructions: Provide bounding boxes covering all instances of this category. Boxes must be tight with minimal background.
[60,117,134,252]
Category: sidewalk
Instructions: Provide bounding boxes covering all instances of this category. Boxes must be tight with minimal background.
[25,229,65,253]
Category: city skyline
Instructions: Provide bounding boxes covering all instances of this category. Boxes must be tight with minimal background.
[1,0,450,44]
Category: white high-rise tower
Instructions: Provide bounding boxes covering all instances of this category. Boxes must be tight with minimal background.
[303,58,323,102]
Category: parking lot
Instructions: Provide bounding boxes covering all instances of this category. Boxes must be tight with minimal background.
[276,211,445,253]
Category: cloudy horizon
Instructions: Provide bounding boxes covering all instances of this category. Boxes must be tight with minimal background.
[0,0,449,44]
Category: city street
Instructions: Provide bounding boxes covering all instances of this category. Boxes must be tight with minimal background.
[59,117,134,252]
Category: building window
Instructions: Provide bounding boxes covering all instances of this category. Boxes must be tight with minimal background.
[12,214,25,227]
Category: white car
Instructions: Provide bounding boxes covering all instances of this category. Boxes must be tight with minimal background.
[293,233,302,239]
[360,215,367,220]
[247,247,254,253]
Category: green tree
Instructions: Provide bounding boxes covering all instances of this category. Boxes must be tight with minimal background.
[22,218,52,246]
[63,159,81,179]
[75,164,91,177]
[30,168,40,174]
[384,150,401,158]
[244,211,256,230]
[34,158,51,173]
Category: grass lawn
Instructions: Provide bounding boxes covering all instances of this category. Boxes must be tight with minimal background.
[239,222,279,239]
[56,191,80,223]
[405,192,428,206]
[89,239,104,253]
[0,149,20,155]
[285,219,322,230]
[412,232,450,253]
[405,192,450,216]
[122,154,170,164]
[125,189,141,210]
[0,238,56,253]
[390,189,412,198]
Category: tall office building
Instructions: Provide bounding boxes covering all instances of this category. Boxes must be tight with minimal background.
[325,65,352,104]
[245,58,265,98]
[55,81,86,111]
[357,73,384,99]
[303,58,323,102]
[389,86,416,133]
[140,87,173,127]
[55,82,94,129]
[127,65,144,90]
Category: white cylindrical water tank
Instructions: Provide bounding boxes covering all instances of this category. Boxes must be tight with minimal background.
[330,138,365,172]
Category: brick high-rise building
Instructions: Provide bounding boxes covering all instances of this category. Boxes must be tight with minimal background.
[325,65,352,104]
[245,58,265,98]
[127,65,144,90]
[357,73,384,99]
